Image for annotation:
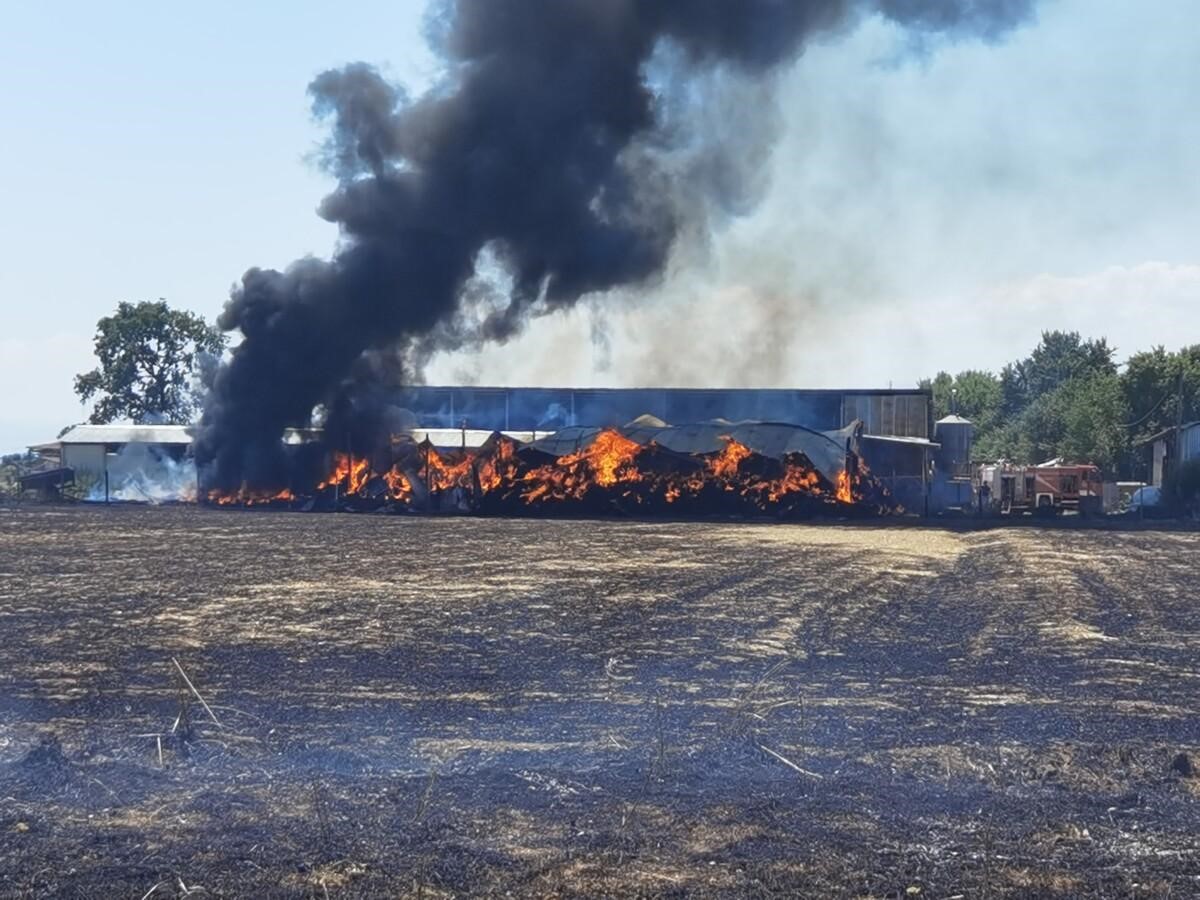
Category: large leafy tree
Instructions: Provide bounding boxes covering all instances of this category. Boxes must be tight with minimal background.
[1122,344,1200,443]
[999,330,1116,416]
[921,370,1003,431]
[922,331,1131,474]
[1051,372,1129,473]
[74,301,226,424]
[0,451,39,496]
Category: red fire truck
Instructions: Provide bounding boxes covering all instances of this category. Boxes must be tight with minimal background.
[976,462,1104,516]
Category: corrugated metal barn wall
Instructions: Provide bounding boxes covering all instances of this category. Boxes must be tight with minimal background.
[396,387,931,439]
[839,394,930,439]
[1182,423,1200,463]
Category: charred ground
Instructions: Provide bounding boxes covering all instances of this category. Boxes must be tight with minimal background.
[1,506,1198,897]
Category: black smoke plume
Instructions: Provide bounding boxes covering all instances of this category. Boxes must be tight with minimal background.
[196,0,1034,489]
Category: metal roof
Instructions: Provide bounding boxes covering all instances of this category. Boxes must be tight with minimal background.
[862,434,941,447]
[935,415,973,425]
[410,428,540,449]
[1138,421,1200,445]
[53,424,194,445]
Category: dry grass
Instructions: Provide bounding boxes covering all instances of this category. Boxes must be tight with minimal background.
[1,505,1199,896]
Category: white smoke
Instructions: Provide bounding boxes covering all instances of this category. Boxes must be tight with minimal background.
[86,443,198,503]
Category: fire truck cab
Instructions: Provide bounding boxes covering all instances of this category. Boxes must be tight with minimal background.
[976,462,1103,517]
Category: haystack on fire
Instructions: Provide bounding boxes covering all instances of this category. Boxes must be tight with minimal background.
[177,0,1034,515]
[210,416,875,515]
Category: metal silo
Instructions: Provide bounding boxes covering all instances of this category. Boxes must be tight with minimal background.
[934,415,974,478]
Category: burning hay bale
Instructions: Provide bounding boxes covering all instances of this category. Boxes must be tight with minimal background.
[203,419,896,518]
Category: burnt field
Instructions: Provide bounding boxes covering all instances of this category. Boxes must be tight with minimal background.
[1,507,1199,897]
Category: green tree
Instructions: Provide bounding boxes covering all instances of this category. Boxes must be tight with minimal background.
[1122,345,1200,444]
[975,420,1031,464]
[1055,372,1129,474]
[921,372,955,419]
[990,373,1128,473]
[922,333,1128,472]
[920,369,1003,459]
[0,451,37,496]
[1000,330,1116,416]
[74,301,226,424]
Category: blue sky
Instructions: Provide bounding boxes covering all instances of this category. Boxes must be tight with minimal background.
[2,0,1198,451]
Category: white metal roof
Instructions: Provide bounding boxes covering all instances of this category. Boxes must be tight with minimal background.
[35,424,544,453]
[54,424,194,445]
[862,434,941,447]
[409,428,539,449]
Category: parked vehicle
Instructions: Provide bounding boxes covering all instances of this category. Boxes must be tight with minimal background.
[1127,484,1161,510]
[976,462,1104,516]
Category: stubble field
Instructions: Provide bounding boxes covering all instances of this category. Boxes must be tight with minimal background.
[1,505,1198,897]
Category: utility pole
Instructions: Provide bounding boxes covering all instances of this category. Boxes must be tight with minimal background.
[1175,366,1186,493]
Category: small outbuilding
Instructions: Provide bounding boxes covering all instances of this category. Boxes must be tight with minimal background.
[31,424,193,483]
[1137,422,1200,487]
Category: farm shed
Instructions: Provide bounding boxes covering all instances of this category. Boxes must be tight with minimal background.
[30,425,192,482]
[1137,422,1200,487]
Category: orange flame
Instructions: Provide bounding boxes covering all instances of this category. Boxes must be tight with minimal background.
[383,467,413,502]
[207,429,877,513]
[708,438,753,479]
[425,447,475,490]
[767,464,822,503]
[561,429,642,487]
[516,429,643,504]
[836,468,853,503]
[476,439,518,492]
[319,452,371,495]
[206,486,295,506]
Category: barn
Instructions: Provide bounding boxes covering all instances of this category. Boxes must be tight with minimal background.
[31,425,192,481]
[31,386,938,510]
[393,386,937,510]
[29,424,194,500]
[391,385,932,438]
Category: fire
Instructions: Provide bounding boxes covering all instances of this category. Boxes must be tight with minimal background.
[836,469,853,503]
[476,439,518,492]
[708,438,753,479]
[424,447,476,491]
[560,429,642,487]
[205,428,886,515]
[383,467,413,502]
[513,429,644,504]
[319,452,371,495]
[206,486,295,506]
[767,464,822,503]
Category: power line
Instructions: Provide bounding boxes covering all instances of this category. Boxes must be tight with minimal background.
[1123,386,1173,430]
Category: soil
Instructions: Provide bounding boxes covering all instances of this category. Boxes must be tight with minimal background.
[1,504,1198,898]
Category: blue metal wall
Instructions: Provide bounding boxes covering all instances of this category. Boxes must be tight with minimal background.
[395,386,930,438]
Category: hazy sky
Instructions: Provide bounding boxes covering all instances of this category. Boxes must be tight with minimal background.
[3,0,1197,451]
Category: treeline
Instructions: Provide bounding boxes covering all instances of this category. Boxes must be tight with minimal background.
[921,331,1200,478]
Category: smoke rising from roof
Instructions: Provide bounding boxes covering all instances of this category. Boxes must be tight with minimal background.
[195,0,1035,488]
